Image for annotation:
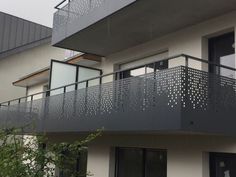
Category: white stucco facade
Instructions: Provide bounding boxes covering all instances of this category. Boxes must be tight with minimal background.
[23,10,236,177]
[0,43,65,102]
[46,133,236,177]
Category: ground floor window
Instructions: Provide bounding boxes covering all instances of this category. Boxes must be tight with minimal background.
[115,148,167,177]
[210,152,236,177]
[59,151,87,177]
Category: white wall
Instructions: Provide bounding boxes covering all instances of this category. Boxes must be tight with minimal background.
[46,133,236,177]
[0,43,65,102]
[27,83,47,100]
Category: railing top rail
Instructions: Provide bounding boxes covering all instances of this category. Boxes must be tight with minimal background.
[1,54,236,106]
[55,0,71,10]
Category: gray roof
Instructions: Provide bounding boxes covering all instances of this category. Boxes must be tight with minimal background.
[0,12,52,59]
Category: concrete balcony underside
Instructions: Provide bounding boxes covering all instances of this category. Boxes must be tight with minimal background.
[0,66,236,135]
[52,0,236,56]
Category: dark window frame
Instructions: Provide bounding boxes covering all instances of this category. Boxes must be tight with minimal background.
[59,150,88,177]
[115,147,167,177]
[119,60,168,80]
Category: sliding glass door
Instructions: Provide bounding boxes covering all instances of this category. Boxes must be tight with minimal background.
[209,32,235,79]
[119,52,168,79]
[210,153,236,177]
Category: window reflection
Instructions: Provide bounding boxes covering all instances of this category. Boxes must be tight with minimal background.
[116,148,167,177]
[220,54,235,79]
[120,60,168,79]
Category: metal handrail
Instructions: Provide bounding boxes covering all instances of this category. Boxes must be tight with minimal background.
[55,0,71,10]
[1,54,236,107]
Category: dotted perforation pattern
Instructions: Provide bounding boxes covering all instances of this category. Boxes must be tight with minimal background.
[0,66,236,131]
[53,0,106,35]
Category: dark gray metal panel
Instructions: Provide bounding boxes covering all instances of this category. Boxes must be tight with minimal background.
[181,68,236,135]
[1,66,235,135]
[0,67,183,133]
[9,16,18,49]
[29,23,36,42]
[2,14,11,52]
[0,12,52,59]
[41,27,47,38]
[15,18,24,47]
[35,24,41,41]
[0,14,4,51]
[22,21,29,45]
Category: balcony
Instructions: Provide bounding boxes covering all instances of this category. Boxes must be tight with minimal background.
[52,0,236,56]
[0,54,236,135]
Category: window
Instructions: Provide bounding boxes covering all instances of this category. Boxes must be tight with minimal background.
[209,32,235,79]
[59,151,88,177]
[119,51,168,79]
[49,60,102,96]
[210,153,236,177]
[116,148,167,177]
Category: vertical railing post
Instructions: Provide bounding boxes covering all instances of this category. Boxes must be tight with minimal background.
[121,71,124,112]
[144,65,148,110]
[98,76,102,114]
[184,56,189,109]
[29,95,34,115]
[86,80,89,88]
[62,86,67,114]
[84,81,89,115]
[185,55,189,67]
[64,86,67,93]
[153,62,157,107]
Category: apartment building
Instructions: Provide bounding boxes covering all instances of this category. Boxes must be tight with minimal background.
[0,11,66,102]
[1,1,236,177]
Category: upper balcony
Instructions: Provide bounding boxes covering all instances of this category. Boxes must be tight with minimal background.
[0,54,236,136]
[52,0,236,56]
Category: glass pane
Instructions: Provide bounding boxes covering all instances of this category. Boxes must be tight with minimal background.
[59,151,87,177]
[220,54,235,79]
[210,153,236,177]
[146,64,155,73]
[130,67,146,76]
[77,151,88,177]
[50,62,77,96]
[117,148,143,177]
[102,75,114,83]
[120,52,168,70]
[145,150,167,177]
[168,56,185,68]
[78,67,101,88]
[188,59,202,70]
[77,82,87,90]
[155,60,168,71]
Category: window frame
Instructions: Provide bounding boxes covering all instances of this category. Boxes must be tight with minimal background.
[115,147,167,177]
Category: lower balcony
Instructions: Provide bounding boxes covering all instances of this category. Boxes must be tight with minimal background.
[0,54,236,135]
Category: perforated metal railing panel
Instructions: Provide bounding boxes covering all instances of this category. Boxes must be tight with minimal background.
[52,0,137,45]
[54,0,106,32]
[0,66,236,135]
[182,67,236,134]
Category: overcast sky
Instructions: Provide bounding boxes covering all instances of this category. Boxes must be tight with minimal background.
[0,0,62,27]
